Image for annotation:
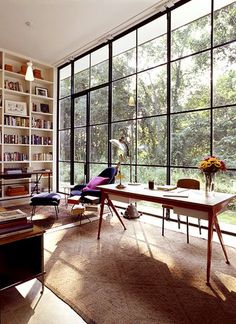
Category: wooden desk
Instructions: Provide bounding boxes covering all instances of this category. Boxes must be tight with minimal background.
[0,225,45,318]
[97,184,236,285]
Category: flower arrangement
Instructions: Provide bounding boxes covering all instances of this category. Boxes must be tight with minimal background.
[198,156,227,174]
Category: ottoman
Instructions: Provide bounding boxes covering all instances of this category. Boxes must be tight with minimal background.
[30,192,61,219]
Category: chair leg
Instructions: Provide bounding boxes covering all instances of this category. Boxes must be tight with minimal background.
[186,216,189,244]
[31,206,36,220]
[54,206,59,219]
[198,218,201,235]
[162,208,165,236]
[177,215,181,229]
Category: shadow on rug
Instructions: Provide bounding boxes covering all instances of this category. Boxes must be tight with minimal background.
[43,216,236,324]
[7,201,98,231]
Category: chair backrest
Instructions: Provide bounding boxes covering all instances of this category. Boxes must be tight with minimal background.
[177,178,200,190]
[98,167,117,184]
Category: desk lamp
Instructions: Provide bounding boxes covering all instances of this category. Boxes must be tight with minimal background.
[109,138,127,189]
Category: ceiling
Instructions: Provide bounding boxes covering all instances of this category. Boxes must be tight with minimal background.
[0,0,175,67]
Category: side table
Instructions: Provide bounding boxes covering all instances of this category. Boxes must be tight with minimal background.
[0,226,45,321]
[63,184,75,207]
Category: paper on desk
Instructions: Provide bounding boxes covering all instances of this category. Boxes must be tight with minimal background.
[163,189,189,198]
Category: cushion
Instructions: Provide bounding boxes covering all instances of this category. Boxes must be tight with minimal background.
[82,176,109,191]
[31,192,61,203]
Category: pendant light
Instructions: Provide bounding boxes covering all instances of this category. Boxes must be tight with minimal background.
[25,62,34,81]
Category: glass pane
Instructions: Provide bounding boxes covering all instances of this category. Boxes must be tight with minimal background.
[213,106,236,168]
[74,163,85,185]
[171,0,211,30]
[59,98,71,129]
[59,130,71,160]
[171,168,202,186]
[90,125,108,163]
[59,65,71,98]
[58,162,71,190]
[90,87,108,125]
[111,121,136,183]
[112,31,136,80]
[74,128,86,161]
[137,166,167,185]
[91,46,109,87]
[74,55,89,92]
[137,65,167,117]
[171,110,210,167]
[213,42,236,106]
[171,0,211,60]
[112,76,136,122]
[216,171,236,230]
[214,0,236,46]
[138,15,167,71]
[171,52,210,112]
[137,116,167,165]
[75,96,86,127]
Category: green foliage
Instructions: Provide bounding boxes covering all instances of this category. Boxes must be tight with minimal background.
[58,0,236,215]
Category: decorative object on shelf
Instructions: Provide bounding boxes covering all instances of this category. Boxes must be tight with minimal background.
[4,64,13,72]
[35,86,48,97]
[33,69,43,79]
[5,80,23,92]
[40,103,49,113]
[18,64,27,75]
[5,100,27,116]
[25,62,34,81]
[198,156,227,195]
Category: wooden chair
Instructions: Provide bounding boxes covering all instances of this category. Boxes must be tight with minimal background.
[162,178,201,243]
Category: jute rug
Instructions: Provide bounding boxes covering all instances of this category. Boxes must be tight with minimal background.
[7,201,99,231]
[43,215,236,324]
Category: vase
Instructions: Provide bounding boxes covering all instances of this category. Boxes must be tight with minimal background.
[205,172,215,196]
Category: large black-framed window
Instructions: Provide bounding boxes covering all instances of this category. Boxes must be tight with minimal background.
[57,0,236,232]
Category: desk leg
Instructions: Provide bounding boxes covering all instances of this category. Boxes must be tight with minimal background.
[107,198,126,230]
[214,216,230,264]
[97,193,105,239]
[207,212,214,285]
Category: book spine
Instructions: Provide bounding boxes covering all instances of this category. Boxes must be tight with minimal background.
[0,222,33,235]
[0,227,33,238]
[0,218,27,228]
[0,215,27,223]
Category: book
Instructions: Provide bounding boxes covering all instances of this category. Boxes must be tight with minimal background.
[0,209,27,223]
[0,227,33,238]
[0,217,27,228]
[156,185,177,191]
[0,221,33,238]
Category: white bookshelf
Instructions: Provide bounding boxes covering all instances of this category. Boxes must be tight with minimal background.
[0,49,54,202]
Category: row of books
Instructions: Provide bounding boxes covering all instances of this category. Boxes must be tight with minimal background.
[4,152,29,161]
[31,135,52,145]
[32,117,53,129]
[4,116,30,127]
[4,134,30,144]
[0,209,33,238]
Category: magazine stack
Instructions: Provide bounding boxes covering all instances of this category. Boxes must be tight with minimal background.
[0,209,33,238]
